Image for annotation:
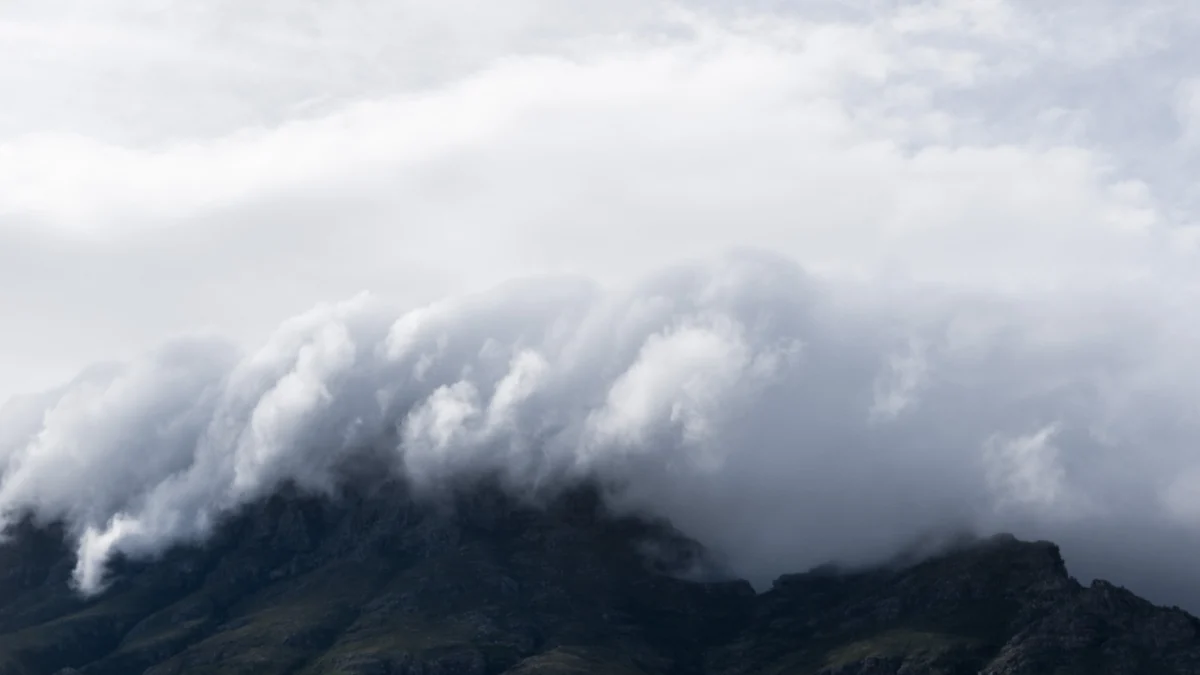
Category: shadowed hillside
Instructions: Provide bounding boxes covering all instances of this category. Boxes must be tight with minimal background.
[0,480,1197,675]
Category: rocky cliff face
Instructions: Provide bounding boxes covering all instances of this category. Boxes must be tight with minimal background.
[0,481,1197,675]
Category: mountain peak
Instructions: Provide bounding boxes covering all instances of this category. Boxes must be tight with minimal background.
[1,483,1198,675]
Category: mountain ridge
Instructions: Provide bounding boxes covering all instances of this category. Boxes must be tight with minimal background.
[0,480,1197,675]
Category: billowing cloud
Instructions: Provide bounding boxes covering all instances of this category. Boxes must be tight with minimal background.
[2,252,1200,612]
[3,0,1200,611]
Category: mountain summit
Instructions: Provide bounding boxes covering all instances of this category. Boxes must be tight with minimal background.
[0,482,1197,675]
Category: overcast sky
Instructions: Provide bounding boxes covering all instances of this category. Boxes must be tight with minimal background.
[4,0,1200,402]
[4,1,1200,606]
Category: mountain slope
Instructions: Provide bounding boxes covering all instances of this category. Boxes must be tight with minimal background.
[0,481,1197,675]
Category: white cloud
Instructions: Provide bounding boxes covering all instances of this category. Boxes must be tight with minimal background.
[870,339,928,422]
[2,252,1200,605]
[985,425,1073,514]
[0,3,1190,404]
[1176,78,1200,145]
[4,0,1200,610]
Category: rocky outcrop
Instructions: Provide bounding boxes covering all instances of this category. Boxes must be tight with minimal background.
[0,482,1197,675]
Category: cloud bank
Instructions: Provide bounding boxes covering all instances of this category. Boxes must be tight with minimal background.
[2,0,1200,610]
[5,0,1200,402]
[3,251,1200,611]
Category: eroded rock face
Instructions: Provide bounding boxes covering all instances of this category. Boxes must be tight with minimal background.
[708,533,1200,675]
[0,481,1198,675]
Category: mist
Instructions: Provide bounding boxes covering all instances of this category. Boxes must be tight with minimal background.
[3,0,1200,611]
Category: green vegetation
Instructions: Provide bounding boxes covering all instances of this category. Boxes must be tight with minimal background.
[824,629,976,668]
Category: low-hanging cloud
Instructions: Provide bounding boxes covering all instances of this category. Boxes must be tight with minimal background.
[3,251,1200,612]
[4,0,1200,613]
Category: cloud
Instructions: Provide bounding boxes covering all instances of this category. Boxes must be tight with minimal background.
[3,0,1200,610]
[2,252,1200,612]
[4,1,1193,408]
[1176,78,1200,145]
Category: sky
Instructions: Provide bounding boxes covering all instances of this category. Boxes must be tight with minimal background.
[3,0,1200,607]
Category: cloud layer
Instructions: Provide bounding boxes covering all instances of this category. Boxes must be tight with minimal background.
[3,0,1200,609]
[5,1,1200,402]
[3,252,1200,610]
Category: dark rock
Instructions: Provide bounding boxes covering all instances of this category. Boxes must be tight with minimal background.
[1,483,1198,675]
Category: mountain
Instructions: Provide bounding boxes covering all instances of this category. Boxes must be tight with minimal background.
[0,480,1197,675]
